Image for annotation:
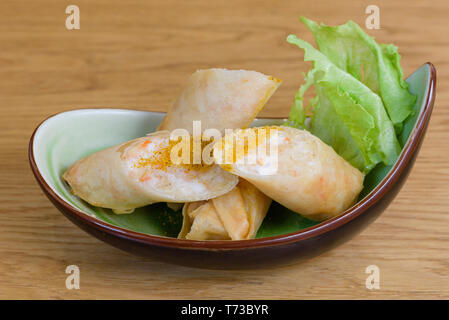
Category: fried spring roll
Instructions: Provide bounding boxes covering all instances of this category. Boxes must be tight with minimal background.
[178,180,271,240]
[159,68,281,133]
[64,68,281,215]
[63,131,237,214]
[157,68,280,240]
[213,126,364,221]
[159,69,281,240]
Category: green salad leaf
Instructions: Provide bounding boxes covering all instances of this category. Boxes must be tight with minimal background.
[300,17,416,131]
[287,18,414,173]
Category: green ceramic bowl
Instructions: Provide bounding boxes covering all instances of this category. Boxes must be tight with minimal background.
[29,63,436,268]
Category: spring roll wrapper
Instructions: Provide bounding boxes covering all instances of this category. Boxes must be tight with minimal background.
[213,126,365,221]
[158,68,281,133]
[178,180,272,240]
[63,131,237,214]
[157,68,280,239]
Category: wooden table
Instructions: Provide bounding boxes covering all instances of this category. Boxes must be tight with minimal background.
[1,0,448,299]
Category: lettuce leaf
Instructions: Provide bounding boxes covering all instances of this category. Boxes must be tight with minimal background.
[300,17,416,131]
[286,34,401,173]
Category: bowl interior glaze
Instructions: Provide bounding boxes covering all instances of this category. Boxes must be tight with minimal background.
[31,63,434,241]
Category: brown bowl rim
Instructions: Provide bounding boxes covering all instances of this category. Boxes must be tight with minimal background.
[28,63,436,251]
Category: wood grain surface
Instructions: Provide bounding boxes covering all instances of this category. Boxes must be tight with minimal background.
[0,0,448,299]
